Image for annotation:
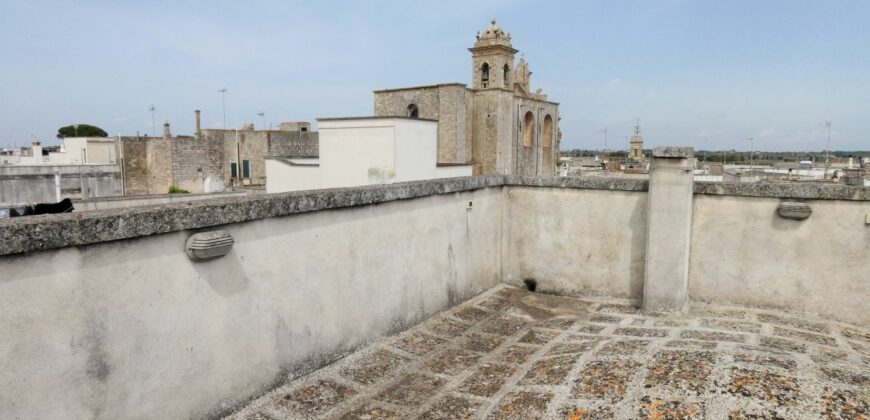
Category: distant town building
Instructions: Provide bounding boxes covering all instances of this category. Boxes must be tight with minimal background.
[265,117,471,193]
[266,20,560,193]
[628,119,645,162]
[118,116,318,195]
[372,20,560,176]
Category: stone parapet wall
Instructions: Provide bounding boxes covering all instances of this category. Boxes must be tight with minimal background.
[2,176,868,256]
[0,184,503,419]
[695,181,870,201]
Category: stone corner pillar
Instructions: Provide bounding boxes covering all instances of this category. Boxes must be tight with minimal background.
[643,146,696,313]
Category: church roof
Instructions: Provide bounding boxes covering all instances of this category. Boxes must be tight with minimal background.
[474,20,513,49]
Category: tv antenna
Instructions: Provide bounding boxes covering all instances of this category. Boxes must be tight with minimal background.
[218,89,227,129]
[149,104,156,137]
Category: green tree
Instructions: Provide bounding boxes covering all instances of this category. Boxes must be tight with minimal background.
[57,124,108,138]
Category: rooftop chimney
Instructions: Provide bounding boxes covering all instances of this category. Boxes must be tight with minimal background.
[195,110,202,140]
[163,121,171,140]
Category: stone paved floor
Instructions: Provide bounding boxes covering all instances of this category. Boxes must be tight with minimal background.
[226,285,870,419]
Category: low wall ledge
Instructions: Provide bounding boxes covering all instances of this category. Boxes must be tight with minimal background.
[694,182,870,201]
[504,176,649,192]
[1,176,865,257]
[0,176,504,257]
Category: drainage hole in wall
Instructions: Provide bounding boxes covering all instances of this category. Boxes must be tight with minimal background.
[523,279,537,292]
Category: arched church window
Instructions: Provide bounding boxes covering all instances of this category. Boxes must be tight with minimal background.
[503,64,510,87]
[481,63,490,88]
[522,111,535,147]
[407,104,419,118]
[542,115,553,148]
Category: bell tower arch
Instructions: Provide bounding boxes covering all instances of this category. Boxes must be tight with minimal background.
[469,20,517,90]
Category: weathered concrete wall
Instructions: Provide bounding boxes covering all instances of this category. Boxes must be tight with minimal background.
[0,164,122,206]
[0,183,503,420]
[264,158,321,193]
[689,194,870,324]
[501,184,648,300]
[643,151,695,312]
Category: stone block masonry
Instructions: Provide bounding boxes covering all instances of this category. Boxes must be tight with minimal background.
[119,129,318,194]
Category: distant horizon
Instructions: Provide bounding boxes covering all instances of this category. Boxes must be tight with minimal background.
[561,148,870,154]
[1,1,868,151]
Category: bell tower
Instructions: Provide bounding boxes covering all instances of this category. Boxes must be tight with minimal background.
[629,119,645,162]
[469,20,517,90]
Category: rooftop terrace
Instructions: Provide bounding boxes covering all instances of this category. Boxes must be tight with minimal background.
[0,150,867,419]
[228,286,869,419]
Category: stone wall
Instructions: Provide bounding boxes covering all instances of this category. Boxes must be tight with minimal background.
[121,138,149,195]
[373,84,559,175]
[373,85,443,120]
[470,89,514,175]
[373,84,468,163]
[436,85,469,163]
[171,137,225,193]
[268,131,319,158]
[205,129,320,188]
[120,129,319,194]
[146,138,173,194]
[514,96,559,176]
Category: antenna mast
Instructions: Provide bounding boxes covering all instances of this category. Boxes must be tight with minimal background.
[149,105,156,137]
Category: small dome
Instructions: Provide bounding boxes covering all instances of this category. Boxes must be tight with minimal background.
[474,19,512,48]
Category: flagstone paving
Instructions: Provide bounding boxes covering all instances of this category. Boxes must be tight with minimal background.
[226,285,870,419]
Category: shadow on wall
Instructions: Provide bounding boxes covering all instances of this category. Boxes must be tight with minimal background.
[628,196,647,300]
[191,248,250,297]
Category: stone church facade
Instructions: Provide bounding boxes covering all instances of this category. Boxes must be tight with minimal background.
[373,21,560,176]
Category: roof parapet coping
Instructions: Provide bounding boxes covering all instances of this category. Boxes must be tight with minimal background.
[316,116,438,123]
[0,176,867,256]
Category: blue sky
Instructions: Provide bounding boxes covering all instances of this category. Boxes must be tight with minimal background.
[1,0,868,151]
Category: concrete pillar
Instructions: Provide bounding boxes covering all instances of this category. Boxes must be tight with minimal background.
[163,121,171,140]
[643,146,695,313]
[195,110,202,140]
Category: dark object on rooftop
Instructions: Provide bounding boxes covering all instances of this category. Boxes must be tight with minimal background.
[523,278,537,292]
[9,198,74,217]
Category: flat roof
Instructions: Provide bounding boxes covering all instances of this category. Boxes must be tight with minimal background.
[316,116,438,123]
[230,284,869,419]
[373,83,467,93]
